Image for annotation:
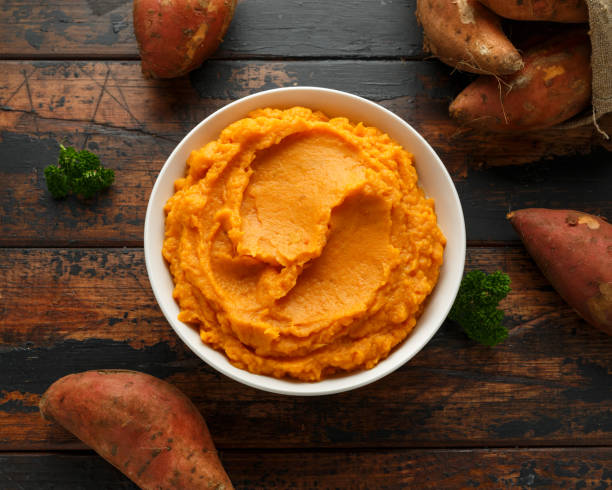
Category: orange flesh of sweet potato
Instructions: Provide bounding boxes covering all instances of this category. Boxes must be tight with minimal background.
[478,0,589,23]
[133,0,237,79]
[507,208,612,336]
[416,0,523,75]
[39,370,234,490]
[449,29,591,132]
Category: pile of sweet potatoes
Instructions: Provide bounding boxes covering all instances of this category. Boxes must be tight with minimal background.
[416,0,592,132]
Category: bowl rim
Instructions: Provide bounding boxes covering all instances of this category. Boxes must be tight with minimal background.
[144,86,466,396]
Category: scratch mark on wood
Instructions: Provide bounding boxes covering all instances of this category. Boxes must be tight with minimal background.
[21,69,39,134]
[106,61,142,128]
[0,105,178,143]
[83,66,110,149]
[91,68,110,123]
[22,71,34,113]
[1,78,27,108]
[78,63,142,129]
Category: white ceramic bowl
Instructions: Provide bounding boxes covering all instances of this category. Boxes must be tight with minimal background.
[144,86,466,396]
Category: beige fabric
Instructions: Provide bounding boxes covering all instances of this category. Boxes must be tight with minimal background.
[561,0,611,138]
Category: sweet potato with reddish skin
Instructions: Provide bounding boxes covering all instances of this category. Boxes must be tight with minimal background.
[478,0,588,23]
[134,0,237,79]
[449,29,591,132]
[416,0,523,75]
[39,370,233,490]
[507,209,612,336]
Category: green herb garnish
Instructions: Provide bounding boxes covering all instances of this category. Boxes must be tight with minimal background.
[449,270,511,346]
[44,145,114,199]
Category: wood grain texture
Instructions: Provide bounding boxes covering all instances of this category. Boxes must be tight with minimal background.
[2,247,612,450]
[1,448,612,489]
[0,0,134,58]
[0,61,610,246]
[0,0,422,59]
[2,0,610,485]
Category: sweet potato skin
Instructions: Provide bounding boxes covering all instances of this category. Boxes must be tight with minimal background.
[478,0,588,23]
[507,209,612,335]
[133,0,237,79]
[39,370,233,490]
[449,29,591,132]
[416,0,523,75]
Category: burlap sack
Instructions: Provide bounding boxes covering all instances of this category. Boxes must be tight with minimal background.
[561,0,611,138]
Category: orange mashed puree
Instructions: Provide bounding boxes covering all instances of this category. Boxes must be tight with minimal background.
[163,106,446,381]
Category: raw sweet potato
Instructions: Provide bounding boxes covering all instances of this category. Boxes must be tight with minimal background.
[478,0,588,23]
[133,0,237,79]
[416,0,523,75]
[449,29,591,132]
[39,370,233,490]
[507,208,612,336]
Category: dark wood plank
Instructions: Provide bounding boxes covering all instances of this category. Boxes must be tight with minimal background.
[1,448,612,489]
[0,0,135,59]
[2,247,612,450]
[0,0,422,59]
[226,448,612,488]
[0,453,138,489]
[1,60,610,247]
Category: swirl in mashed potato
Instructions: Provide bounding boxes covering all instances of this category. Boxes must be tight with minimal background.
[163,107,446,381]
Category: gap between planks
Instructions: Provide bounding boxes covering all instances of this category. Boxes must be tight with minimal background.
[0,55,430,62]
[2,444,612,456]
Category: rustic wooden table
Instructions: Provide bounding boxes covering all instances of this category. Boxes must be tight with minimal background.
[1,1,612,488]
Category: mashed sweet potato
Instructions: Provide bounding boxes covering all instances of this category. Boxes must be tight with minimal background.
[163,107,445,381]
